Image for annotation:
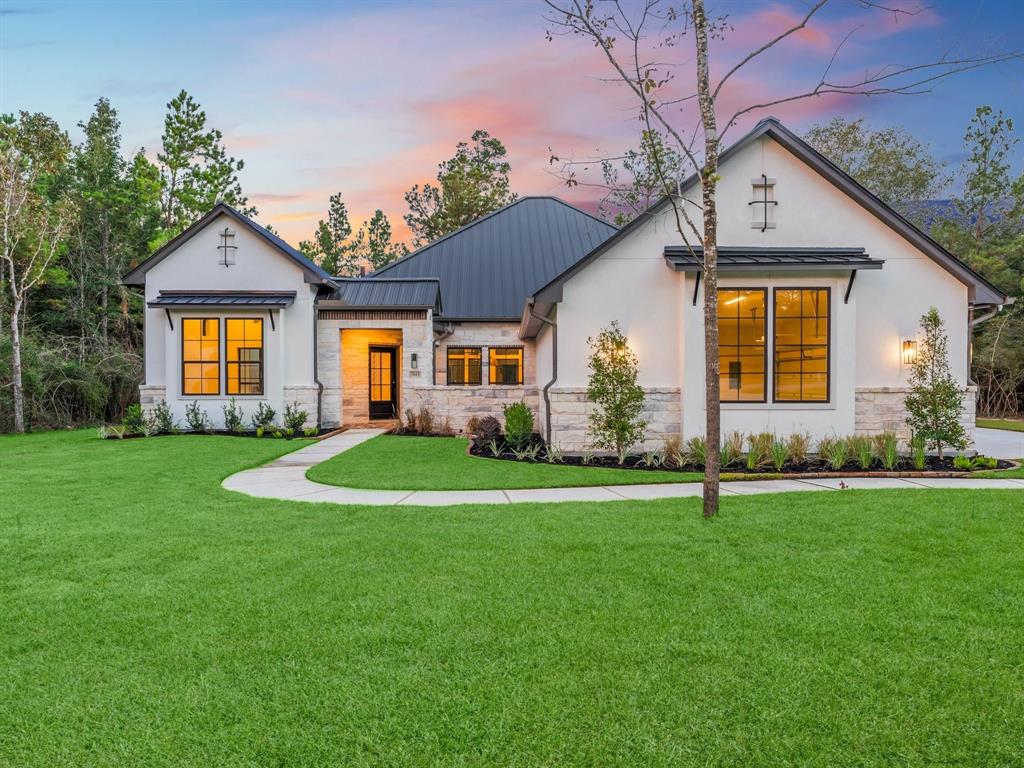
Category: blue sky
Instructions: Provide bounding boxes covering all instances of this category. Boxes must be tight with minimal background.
[2,0,1022,244]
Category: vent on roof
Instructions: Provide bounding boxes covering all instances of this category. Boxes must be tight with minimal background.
[218,227,237,266]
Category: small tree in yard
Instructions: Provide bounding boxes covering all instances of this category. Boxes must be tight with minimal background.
[586,321,646,464]
[904,307,967,459]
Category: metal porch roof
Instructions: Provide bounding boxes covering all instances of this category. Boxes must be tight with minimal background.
[147,290,297,308]
[663,246,884,272]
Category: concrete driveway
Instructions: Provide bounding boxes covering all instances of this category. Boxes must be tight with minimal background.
[976,427,1024,460]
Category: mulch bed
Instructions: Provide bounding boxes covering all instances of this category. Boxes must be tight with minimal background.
[467,438,1016,477]
[104,427,344,441]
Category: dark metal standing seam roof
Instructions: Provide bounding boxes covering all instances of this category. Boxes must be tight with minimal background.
[368,197,617,320]
[147,290,297,307]
[323,278,442,312]
[663,246,884,271]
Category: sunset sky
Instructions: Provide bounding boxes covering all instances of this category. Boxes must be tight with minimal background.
[3,0,1022,245]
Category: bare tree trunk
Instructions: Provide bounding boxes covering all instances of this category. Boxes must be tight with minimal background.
[10,295,25,432]
[694,0,721,518]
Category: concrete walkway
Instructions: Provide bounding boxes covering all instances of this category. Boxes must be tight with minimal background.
[222,429,1024,506]
[976,427,1024,460]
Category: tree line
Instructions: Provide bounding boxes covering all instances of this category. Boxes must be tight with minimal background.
[1,91,517,432]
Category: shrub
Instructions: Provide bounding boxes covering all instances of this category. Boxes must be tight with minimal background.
[108,425,126,439]
[684,436,707,468]
[283,402,308,432]
[255,425,265,438]
[416,406,435,436]
[250,402,276,431]
[662,435,682,468]
[303,426,318,437]
[439,417,454,436]
[637,450,664,468]
[503,401,534,449]
[184,401,207,432]
[545,444,565,464]
[121,403,145,433]
[850,435,875,470]
[580,448,595,465]
[721,431,744,468]
[874,432,899,471]
[151,400,176,433]
[746,432,773,471]
[769,437,790,472]
[818,435,850,471]
[910,434,927,470]
[511,443,542,461]
[475,416,501,444]
[586,321,647,464]
[487,438,503,458]
[953,455,974,471]
[222,398,244,433]
[786,432,812,464]
[403,408,417,434]
[96,425,108,440]
[465,415,482,436]
[973,455,998,470]
[904,307,967,459]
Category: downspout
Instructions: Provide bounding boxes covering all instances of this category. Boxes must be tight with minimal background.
[528,301,557,445]
[432,322,454,385]
[313,294,323,429]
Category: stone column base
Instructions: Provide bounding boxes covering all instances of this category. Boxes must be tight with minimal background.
[138,385,166,419]
[283,385,320,429]
[548,387,681,453]
[854,386,976,448]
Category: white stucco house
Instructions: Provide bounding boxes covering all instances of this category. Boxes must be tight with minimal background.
[123,118,1009,449]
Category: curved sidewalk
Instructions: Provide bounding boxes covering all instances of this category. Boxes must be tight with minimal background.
[222,429,1024,506]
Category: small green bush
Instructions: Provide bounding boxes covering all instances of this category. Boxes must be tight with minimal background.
[722,431,745,469]
[953,455,974,471]
[818,435,850,471]
[874,432,899,471]
[910,434,927,470]
[151,400,176,433]
[283,402,308,432]
[222,398,244,433]
[303,426,318,437]
[184,401,207,432]
[684,436,707,468]
[850,436,875,470]
[770,437,790,472]
[250,402,276,431]
[746,432,773,471]
[786,432,812,464]
[121,404,145,433]
[503,401,534,449]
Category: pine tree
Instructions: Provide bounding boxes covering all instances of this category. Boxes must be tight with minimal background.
[904,307,968,458]
[364,209,407,271]
[157,90,253,234]
[299,192,362,277]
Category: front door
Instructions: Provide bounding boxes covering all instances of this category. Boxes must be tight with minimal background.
[368,346,398,419]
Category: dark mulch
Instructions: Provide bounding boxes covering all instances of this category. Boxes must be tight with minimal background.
[467,437,1015,475]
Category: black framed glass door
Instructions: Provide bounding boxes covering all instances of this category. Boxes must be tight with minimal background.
[369,346,398,419]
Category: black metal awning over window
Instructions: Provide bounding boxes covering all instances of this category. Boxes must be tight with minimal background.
[664,246,884,272]
[147,290,297,308]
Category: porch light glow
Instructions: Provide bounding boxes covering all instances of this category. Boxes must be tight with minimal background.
[902,339,918,365]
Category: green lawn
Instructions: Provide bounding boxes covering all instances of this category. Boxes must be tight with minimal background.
[2,430,1023,767]
[978,417,1024,432]
[308,434,703,489]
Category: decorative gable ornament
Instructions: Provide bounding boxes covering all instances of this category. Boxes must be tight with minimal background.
[218,227,237,266]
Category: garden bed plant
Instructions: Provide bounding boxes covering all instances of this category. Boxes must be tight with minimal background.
[99,399,330,440]
[468,429,1014,476]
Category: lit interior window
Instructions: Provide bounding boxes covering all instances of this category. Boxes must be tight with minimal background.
[489,347,524,385]
[226,318,263,395]
[718,289,766,402]
[447,347,481,385]
[774,288,829,402]
[182,318,220,395]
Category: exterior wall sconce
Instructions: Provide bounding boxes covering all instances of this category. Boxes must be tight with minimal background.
[411,353,418,370]
[902,339,918,365]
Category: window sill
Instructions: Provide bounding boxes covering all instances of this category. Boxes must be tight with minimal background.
[718,401,835,411]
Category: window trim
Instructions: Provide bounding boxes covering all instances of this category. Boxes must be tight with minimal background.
[181,317,221,397]
[446,346,482,386]
[225,317,265,396]
[488,345,525,386]
[717,287,768,404]
[771,286,831,404]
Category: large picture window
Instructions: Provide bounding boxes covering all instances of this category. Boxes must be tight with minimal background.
[489,347,524,385]
[774,288,830,402]
[225,318,264,395]
[718,289,767,402]
[447,347,481,385]
[182,318,220,395]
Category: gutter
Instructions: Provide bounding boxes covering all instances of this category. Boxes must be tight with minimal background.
[971,296,1015,326]
[432,321,454,385]
[528,300,557,445]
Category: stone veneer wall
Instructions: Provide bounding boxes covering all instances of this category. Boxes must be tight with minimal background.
[404,385,540,434]
[282,385,319,428]
[138,384,166,420]
[317,311,434,428]
[854,385,977,448]
[548,387,682,453]
[435,322,536,386]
